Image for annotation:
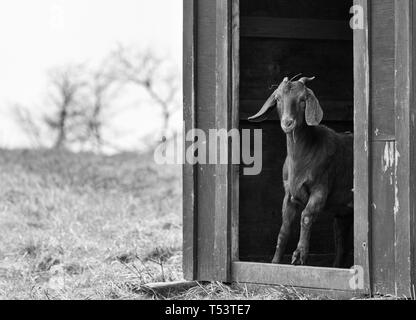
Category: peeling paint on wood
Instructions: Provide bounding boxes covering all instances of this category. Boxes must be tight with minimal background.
[394,147,400,218]
[383,142,395,173]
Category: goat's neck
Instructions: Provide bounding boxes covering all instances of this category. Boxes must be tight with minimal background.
[286,125,313,159]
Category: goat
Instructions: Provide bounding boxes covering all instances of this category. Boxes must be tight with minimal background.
[248,76,353,267]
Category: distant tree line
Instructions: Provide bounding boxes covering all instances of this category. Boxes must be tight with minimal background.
[14,45,181,152]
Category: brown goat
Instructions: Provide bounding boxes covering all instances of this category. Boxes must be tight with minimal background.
[249,76,353,267]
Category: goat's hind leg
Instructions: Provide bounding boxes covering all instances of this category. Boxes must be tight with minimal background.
[272,193,298,264]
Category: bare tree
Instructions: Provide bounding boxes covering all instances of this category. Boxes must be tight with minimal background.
[82,59,121,152]
[12,47,180,153]
[13,61,123,152]
[114,46,181,143]
[12,104,43,148]
[44,65,87,149]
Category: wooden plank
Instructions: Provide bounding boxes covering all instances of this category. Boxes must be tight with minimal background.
[372,134,396,142]
[371,141,396,294]
[239,38,353,103]
[353,0,371,294]
[214,0,232,282]
[240,253,337,267]
[195,0,218,281]
[240,0,352,21]
[231,0,240,263]
[232,262,359,291]
[412,0,416,300]
[182,0,197,281]
[241,17,352,41]
[370,0,395,140]
[394,0,414,297]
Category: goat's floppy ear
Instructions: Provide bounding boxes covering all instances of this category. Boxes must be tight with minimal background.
[305,88,323,126]
[248,92,276,122]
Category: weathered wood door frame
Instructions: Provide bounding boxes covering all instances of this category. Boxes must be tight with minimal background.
[394,0,416,297]
[183,0,372,294]
[183,0,197,281]
[352,0,371,294]
[182,0,238,282]
[227,0,371,294]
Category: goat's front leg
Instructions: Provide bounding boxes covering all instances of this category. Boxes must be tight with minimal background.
[291,186,327,265]
[272,192,298,264]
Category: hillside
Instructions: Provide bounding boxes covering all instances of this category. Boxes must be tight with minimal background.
[0,149,183,299]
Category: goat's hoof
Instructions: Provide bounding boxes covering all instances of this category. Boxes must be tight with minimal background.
[291,248,308,265]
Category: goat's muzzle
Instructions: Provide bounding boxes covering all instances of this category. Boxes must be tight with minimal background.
[281,118,296,133]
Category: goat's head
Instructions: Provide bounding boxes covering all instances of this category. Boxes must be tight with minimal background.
[248,76,323,133]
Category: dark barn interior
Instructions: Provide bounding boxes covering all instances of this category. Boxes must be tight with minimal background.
[238,0,354,267]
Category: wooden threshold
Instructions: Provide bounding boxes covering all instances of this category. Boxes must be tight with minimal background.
[232,262,360,292]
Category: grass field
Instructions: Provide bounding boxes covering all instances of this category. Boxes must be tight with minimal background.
[0,149,184,299]
[0,149,332,300]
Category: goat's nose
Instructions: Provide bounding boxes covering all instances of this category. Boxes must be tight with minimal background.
[282,119,294,128]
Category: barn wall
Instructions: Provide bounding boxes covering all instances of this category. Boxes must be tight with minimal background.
[368,0,416,296]
[368,0,397,295]
[390,0,416,297]
[194,0,220,281]
[184,0,416,295]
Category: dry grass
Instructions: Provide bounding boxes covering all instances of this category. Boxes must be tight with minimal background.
[0,149,182,300]
[157,282,321,300]
[0,149,344,300]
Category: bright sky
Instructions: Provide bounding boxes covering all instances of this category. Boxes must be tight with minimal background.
[0,0,183,149]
